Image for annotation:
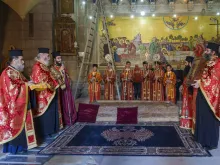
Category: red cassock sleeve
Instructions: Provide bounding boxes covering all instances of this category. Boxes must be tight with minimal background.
[31,62,59,117]
[200,59,220,120]
[0,67,28,144]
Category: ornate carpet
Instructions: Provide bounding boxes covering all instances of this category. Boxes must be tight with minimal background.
[39,122,210,157]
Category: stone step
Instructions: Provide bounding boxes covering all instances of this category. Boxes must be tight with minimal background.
[97,113,178,117]
[97,117,179,122]
[98,107,179,114]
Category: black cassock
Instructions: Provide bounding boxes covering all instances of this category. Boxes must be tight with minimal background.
[174,69,183,102]
[194,89,219,149]
[34,89,60,139]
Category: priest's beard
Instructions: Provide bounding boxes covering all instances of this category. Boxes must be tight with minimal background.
[55,61,62,66]
[43,58,50,66]
[183,65,190,77]
[12,63,24,72]
[203,53,212,61]
[12,59,24,72]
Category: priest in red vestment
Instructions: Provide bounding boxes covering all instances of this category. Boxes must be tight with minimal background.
[31,48,63,139]
[0,49,37,154]
[152,62,164,101]
[192,42,220,149]
[180,56,194,129]
[51,51,77,126]
[120,61,134,100]
[103,62,116,100]
[141,61,154,100]
[88,64,102,103]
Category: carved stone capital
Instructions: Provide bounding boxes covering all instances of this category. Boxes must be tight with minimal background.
[187,1,194,11]
[169,2,175,11]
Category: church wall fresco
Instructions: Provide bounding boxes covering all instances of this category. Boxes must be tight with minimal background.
[98,16,219,69]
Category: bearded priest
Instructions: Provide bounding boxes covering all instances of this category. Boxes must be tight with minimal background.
[192,42,220,150]
[179,56,194,129]
[31,48,63,139]
[51,51,77,126]
[0,49,37,154]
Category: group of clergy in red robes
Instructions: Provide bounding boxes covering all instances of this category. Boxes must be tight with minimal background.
[180,42,220,150]
[88,61,177,103]
[0,48,77,154]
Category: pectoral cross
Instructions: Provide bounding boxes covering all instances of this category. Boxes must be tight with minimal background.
[209,17,219,39]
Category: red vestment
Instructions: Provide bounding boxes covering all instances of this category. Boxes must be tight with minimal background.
[0,66,37,149]
[120,68,134,100]
[180,78,193,129]
[31,61,63,128]
[152,68,164,101]
[88,71,102,103]
[164,71,176,103]
[103,69,116,100]
[141,69,154,100]
[199,58,220,121]
[53,65,77,126]
[133,66,142,83]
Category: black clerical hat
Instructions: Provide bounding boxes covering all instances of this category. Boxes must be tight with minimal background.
[207,42,220,56]
[38,48,49,54]
[93,64,98,67]
[185,56,194,63]
[143,61,147,65]
[9,49,23,57]
[52,51,61,58]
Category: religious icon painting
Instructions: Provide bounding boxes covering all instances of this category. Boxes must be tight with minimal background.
[55,16,76,55]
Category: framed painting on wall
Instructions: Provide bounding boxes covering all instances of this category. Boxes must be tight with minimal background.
[55,16,76,55]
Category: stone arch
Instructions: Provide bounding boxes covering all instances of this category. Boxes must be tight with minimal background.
[0,0,46,19]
